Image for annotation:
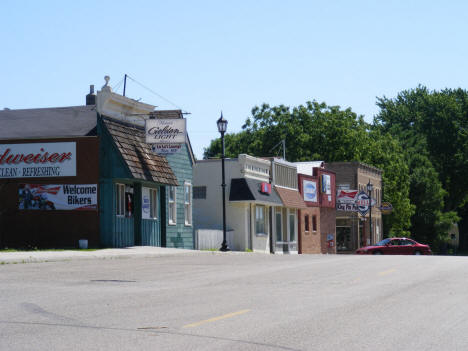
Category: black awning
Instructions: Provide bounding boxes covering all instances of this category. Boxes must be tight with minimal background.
[229,178,282,205]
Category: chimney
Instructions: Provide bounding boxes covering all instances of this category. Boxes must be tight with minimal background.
[86,85,96,105]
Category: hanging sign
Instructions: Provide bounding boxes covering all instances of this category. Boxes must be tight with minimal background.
[18,184,97,210]
[379,202,393,214]
[0,142,76,178]
[355,191,371,216]
[145,119,186,144]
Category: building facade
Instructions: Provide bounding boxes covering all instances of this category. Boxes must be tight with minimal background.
[325,162,383,252]
[296,162,336,254]
[0,79,193,249]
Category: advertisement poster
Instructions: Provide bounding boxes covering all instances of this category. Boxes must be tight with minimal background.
[0,142,76,178]
[321,174,331,194]
[18,184,97,210]
[303,180,317,202]
[142,187,151,219]
[336,189,358,212]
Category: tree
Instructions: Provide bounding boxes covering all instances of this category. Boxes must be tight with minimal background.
[375,86,467,249]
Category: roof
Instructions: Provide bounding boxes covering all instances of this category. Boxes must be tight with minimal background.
[0,105,97,139]
[101,116,178,185]
[275,186,307,208]
[229,178,282,205]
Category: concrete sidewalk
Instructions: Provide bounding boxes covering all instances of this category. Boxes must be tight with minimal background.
[0,246,218,264]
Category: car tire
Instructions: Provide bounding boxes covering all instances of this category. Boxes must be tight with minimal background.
[373,251,382,255]
[414,250,422,255]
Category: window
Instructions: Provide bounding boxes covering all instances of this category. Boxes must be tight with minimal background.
[275,208,282,241]
[256,205,266,235]
[168,186,176,225]
[193,186,206,199]
[116,183,125,216]
[305,215,310,232]
[150,188,158,219]
[184,182,192,225]
[289,209,296,242]
[312,215,317,232]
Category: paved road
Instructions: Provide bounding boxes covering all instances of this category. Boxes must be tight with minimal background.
[1,252,467,350]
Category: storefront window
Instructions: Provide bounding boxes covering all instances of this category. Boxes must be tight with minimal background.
[125,185,134,217]
[276,208,282,241]
[256,205,266,235]
[116,183,125,216]
[289,209,296,242]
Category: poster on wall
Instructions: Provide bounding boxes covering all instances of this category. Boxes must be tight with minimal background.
[321,174,331,194]
[303,180,317,202]
[141,187,151,219]
[0,142,76,178]
[18,184,97,210]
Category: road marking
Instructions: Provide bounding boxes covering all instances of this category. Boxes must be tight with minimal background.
[379,268,396,276]
[183,309,251,328]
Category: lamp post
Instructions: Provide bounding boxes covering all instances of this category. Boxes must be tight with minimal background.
[367,180,373,246]
[217,112,229,252]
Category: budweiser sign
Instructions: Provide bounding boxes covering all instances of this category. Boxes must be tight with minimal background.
[0,142,76,178]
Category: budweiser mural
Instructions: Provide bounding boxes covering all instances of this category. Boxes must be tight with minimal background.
[18,184,97,210]
[336,189,359,211]
[0,142,76,178]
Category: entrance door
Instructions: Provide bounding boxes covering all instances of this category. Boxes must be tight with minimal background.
[275,207,283,253]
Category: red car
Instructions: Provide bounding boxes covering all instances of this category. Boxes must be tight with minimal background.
[355,238,432,255]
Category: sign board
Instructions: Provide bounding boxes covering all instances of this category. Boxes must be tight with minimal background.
[151,144,182,155]
[145,119,186,144]
[18,184,97,210]
[0,142,76,178]
[379,201,393,214]
[355,191,370,216]
[321,174,331,194]
[260,182,271,194]
[303,180,317,202]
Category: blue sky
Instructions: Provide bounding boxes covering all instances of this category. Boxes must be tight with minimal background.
[2,0,468,158]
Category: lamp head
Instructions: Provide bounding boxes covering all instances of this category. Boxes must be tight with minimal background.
[217,112,228,133]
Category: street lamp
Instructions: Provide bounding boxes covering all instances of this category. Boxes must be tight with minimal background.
[367,180,373,246]
[217,112,229,252]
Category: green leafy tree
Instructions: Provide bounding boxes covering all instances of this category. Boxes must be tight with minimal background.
[375,86,467,249]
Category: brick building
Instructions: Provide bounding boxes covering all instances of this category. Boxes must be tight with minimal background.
[325,162,383,252]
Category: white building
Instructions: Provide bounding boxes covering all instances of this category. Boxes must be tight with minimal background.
[193,154,305,253]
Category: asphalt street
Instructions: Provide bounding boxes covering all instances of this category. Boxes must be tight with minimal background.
[1,251,467,351]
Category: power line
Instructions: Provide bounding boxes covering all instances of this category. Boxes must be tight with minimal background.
[125,74,186,112]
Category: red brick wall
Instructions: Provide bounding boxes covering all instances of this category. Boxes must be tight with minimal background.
[320,207,337,254]
[299,207,321,254]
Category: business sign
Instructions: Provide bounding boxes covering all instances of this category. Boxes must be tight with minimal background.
[355,191,371,216]
[145,119,186,144]
[336,189,358,211]
[0,142,76,178]
[151,144,182,155]
[260,182,271,194]
[18,184,97,211]
[303,180,317,202]
[321,174,331,194]
[379,201,393,214]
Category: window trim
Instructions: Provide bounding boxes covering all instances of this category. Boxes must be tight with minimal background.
[168,186,177,225]
[184,181,192,226]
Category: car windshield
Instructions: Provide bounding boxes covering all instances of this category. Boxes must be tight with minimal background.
[376,238,391,246]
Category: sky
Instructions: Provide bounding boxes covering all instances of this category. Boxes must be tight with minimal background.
[2,0,468,159]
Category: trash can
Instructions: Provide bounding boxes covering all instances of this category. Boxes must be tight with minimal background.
[78,239,88,249]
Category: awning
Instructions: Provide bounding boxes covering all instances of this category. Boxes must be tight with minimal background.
[229,178,282,205]
[275,186,307,208]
